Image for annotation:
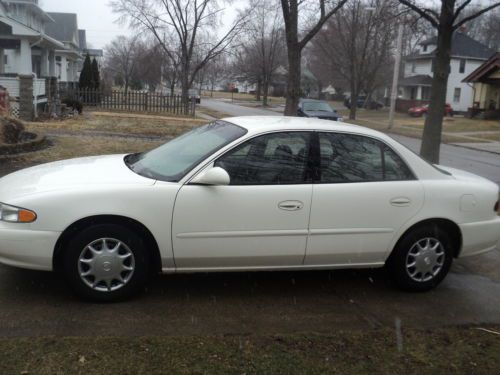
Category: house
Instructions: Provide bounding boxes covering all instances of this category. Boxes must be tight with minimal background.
[78,29,103,69]
[398,32,496,113]
[45,12,82,88]
[463,52,500,119]
[0,0,64,118]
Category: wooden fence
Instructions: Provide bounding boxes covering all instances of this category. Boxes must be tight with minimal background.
[61,88,196,116]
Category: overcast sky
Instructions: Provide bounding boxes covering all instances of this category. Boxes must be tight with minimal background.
[38,0,245,50]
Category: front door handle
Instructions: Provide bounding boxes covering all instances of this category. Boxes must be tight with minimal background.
[278,201,304,211]
[390,197,411,207]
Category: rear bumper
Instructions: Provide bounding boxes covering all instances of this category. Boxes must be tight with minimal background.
[459,217,500,257]
[0,227,60,271]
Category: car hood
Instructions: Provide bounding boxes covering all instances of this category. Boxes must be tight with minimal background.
[304,110,339,118]
[0,154,155,201]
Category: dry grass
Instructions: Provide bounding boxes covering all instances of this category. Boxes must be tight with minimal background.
[26,112,204,138]
[196,106,232,119]
[201,90,287,104]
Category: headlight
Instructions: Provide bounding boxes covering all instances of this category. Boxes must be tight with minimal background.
[0,202,37,223]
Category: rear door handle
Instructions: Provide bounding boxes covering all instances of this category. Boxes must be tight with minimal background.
[390,197,411,207]
[278,201,304,211]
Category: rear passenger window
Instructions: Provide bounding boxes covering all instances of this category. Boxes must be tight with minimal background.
[318,133,414,183]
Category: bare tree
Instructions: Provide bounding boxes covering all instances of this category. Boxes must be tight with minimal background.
[111,0,247,114]
[104,35,141,94]
[205,55,227,97]
[310,0,397,119]
[280,0,348,115]
[399,0,500,163]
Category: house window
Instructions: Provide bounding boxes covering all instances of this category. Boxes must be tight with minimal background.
[459,59,466,73]
[3,55,7,66]
[423,45,428,52]
[453,88,461,103]
[411,62,416,73]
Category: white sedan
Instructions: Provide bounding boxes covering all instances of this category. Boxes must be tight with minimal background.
[0,117,499,301]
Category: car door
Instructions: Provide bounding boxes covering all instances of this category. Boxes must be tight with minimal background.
[172,131,314,270]
[304,132,424,266]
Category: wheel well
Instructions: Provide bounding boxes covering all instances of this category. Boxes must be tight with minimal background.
[394,218,463,258]
[53,215,162,274]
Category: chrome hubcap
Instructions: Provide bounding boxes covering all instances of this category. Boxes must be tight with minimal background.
[405,237,445,282]
[78,238,135,292]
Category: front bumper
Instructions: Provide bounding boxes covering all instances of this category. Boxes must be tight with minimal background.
[459,217,500,257]
[0,226,60,271]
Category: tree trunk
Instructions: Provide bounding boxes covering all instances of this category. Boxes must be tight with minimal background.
[349,81,358,120]
[284,46,301,116]
[263,78,269,107]
[256,78,262,101]
[170,83,175,97]
[420,1,455,164]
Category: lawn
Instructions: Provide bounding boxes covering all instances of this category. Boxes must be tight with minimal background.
[0,326,499,374]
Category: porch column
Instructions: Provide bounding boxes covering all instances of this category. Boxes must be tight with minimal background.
[40,48,49,77]
[0,48,4,74]
[19,38,32,75]
[60,55,68,81]
[48,50,56,77]
[416,86,422,100]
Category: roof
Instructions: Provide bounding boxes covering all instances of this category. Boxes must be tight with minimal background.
[0,14,64,48]
[78,29,86,49]
[463,52,500,83]
[45,12,78,45]
[3,1,54,22]
[406,32,495,61]
[399,74,433,86]
[222,116,380,136]
[85,48,103,57]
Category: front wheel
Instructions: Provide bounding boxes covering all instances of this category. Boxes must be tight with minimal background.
[62,224,150,302]
[387,225,454,292]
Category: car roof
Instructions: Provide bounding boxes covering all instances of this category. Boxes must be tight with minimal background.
[222,116,385,138]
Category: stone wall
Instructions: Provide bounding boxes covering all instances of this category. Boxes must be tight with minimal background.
[18,75,33,121]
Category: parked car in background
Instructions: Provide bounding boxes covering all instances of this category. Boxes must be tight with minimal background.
[1,117,499,301]
[298,99,343,121]
[408,103,454,117]
[344,95,384,110]
[188,89,201,104]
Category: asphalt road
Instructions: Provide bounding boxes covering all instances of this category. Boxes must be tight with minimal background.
[0,101,499,338]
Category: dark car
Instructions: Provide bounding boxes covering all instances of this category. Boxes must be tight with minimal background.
[297,99,343,121]
[344,95,383,110]
[408,103,454,117]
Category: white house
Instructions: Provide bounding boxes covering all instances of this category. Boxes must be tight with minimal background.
[399,32,496,113]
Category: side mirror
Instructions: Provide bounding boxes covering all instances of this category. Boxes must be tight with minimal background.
[190,167,230,186]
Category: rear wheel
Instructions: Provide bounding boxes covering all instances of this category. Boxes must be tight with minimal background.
[62,224,150,302]
[387,225,454,292]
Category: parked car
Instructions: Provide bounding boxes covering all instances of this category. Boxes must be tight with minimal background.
[408,103,454,117]
[344,95,384,110]
[188,89,201,104]
[298,99,343,121]
[1,117,499,301]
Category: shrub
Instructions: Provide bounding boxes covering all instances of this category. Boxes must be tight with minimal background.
[0,116,25,144]
[62,98,83,114]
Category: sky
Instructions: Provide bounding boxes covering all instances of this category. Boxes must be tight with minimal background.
[38,0,245,51]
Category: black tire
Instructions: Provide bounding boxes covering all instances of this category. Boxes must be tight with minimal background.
[62,223,150,302]
[387,225,454,292]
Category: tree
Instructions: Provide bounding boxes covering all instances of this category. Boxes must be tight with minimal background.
[280,0,348,115]
[91,58,101,89]
[111,0,247,114]
[104,35,141,94]
[310,0,397,119]
[79,53,94,89]
[399,0,500,163]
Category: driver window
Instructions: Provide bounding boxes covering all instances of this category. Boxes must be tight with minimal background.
[215,132,311,185]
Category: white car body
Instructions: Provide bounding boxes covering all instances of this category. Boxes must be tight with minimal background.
[0,116,499,276]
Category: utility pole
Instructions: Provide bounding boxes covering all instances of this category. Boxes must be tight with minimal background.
[388,20,404,129]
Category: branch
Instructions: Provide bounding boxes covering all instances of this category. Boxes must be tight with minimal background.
[453,2,500,30]
[398,0,439,28]
[299,0,348,50]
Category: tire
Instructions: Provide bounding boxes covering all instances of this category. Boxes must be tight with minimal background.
[62,223,150,302]
[387,225,454,292]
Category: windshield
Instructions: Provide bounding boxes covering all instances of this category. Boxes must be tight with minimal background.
[125,121,247,182]
[303,101,334,112]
